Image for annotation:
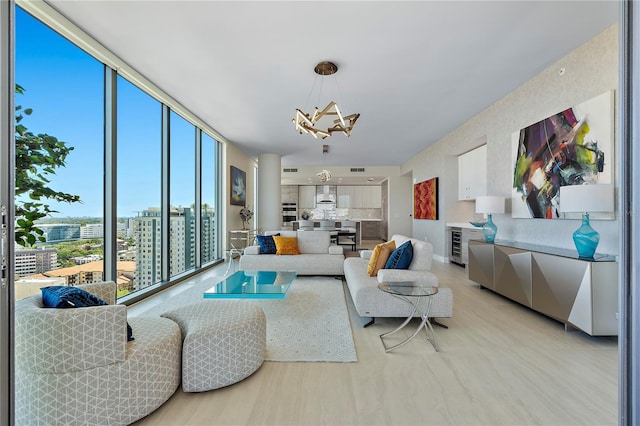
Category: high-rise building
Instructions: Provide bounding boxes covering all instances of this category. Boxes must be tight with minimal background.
[38,224,81,243]
[133,207,194,290]
[14,248,57,277]
[80,223,104,239]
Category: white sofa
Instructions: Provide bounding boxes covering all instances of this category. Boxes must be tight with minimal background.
[343,234,453,326]
[239,230,345,275]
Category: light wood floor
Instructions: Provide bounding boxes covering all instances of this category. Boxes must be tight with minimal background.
[131,241,618,426]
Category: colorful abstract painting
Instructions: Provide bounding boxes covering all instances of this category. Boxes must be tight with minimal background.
[511,91,614,219]
[414,177,438,220]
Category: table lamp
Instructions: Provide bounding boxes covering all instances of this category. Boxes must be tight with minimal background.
[559,184,614,259]
[475,196,505,243]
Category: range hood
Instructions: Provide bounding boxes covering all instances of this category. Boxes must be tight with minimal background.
[316,185,336,204]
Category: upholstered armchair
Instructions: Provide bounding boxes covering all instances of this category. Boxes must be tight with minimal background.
[14,281,182,426]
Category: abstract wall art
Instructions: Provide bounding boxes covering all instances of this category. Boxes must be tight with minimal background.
[230,166,246,206]
[414,177,439,220]
[511,91,614,219]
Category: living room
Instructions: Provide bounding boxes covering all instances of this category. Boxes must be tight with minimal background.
[4,1,638,425]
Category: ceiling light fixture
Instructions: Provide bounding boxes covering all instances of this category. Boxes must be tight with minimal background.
[293,61,360,140]
[317,144,332,182]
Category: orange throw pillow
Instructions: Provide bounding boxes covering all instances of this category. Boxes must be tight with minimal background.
[367,240,396,276]
[273,236,300,255]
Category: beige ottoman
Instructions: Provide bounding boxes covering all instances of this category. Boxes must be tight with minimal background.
[161,300,266,392]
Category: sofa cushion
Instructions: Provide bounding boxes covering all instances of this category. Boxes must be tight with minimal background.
[273,236,301,255]
[296,230,330,254]
[367,240,396,277]
[385,240,413,269]
[41,286,135,341]
[256,234,279,254]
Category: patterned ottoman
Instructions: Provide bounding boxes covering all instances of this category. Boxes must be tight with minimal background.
[161,300,266,392]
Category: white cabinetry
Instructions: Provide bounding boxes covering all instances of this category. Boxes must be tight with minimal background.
[280,185,298,203]
[337,186,382,208]
[458,145,487,200]
[298,185,316,209]
[337,186,352,208]
[461,228,484,265]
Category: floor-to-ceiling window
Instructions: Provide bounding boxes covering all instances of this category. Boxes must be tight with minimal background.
[169,112,196,277]
[13,6,222,302]
[14,7,104,299]
[201,132,219,265]
[116,76,162,297]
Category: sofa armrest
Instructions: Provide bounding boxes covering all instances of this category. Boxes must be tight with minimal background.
[77,281,117,305]
[244,245,260,255]
[377,269,439,287]
[329,245,344,255]
[15,299,128,373]
[360,250,373,260]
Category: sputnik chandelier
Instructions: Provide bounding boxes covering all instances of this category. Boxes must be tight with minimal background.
[293,61,360,139]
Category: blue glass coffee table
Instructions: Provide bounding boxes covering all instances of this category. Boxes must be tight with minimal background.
[203,270,297,299]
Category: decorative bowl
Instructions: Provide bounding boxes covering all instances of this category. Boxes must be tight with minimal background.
[469,221,487,227]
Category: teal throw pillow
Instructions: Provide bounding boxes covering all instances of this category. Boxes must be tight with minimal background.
[41,286,134,341]
[384,240,413,269]
[256,233,279,254]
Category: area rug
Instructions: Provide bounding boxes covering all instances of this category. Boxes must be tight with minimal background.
[138,275,357,363]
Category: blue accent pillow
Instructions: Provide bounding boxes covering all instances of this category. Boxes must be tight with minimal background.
[257,233,279,254]
[384,240,414,269]
[41,286,134,341]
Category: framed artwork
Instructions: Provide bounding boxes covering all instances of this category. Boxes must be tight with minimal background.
[230,166,246,206]
[511,90,614,219]
[414,177,439,220]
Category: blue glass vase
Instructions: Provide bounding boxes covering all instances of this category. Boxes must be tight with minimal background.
[482,214,498,243]
[573,213,599,259]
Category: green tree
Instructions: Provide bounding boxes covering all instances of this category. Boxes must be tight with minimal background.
[14,84,82,247]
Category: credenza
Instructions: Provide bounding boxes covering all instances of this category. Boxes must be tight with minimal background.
[468,239,619,336]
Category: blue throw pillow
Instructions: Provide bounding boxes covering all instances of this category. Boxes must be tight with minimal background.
[384,240,414,269]
[41,286,134,341]
[257,233,279,254]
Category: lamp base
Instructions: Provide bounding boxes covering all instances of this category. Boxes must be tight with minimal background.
[572,213,599,259]
[482,214,498,244]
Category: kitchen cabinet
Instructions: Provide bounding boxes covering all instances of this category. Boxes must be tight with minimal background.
[337,186,382,208]
[337,186,352,208]
[461,228,485,265]
[281,185,298,204]
[458,145,487,200]
[298,185,316,209]
[361,221,380,239]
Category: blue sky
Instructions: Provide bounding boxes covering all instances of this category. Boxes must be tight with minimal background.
[15,7,205,218]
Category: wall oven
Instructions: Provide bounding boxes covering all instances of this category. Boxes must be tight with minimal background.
[282,203,298,227]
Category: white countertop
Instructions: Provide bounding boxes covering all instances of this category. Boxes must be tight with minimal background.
[446,222,479,229]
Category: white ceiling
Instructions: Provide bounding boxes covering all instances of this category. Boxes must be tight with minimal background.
[47,0,618,184]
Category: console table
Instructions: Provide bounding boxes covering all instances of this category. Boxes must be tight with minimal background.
[468,239,618,336]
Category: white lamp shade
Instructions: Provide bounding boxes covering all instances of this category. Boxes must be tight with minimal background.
[475,196,505,214]
[559,184,614,213]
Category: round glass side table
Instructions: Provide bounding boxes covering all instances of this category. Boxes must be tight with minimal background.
[377,282,439,352]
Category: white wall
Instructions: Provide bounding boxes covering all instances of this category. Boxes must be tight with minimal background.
[224,142,256,249]
[404,24,619,259]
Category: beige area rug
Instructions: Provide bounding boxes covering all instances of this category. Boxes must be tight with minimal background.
[139,275,358,363]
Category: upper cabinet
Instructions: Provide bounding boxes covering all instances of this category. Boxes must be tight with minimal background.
[337,186,382,208]
[458,144,487,200]
[337,186,353,208]
[298,185,316,209]
[281,185,298,204]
